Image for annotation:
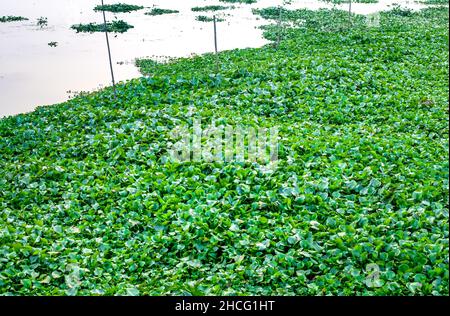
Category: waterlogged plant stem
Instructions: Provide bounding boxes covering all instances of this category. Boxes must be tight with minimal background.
[101,0,117,99]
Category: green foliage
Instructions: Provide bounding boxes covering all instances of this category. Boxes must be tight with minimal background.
[420,0,449,4]
[191,6,231,12]
[93,3,144,13]
[0,16,28,23]
[71,20,134,33]
[389,5,414,17]
[254,7,361,23]
[219,0,257,4]
[145,8,180,16]
[254,7,367,37]
[36,17,48,28]
[320,0,379,4]
[0,7,448,296]
[196,15,225,22]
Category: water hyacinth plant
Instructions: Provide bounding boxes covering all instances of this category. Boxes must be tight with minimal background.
[219,0,258,4]
[0,6,448,296]
[320,0,379,4]
[191,5,232,12]
[195,15,226,22]
[0,16,28,23]
[145,8,180,16]
[93,3,144,13]
[36,17,48,28]
[71,20,134,33]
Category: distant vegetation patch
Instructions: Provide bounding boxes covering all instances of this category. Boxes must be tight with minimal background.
[135,59,162,73]
[71,20,134,33]
[145,8,180,16]
[196,15,225,22]
[253,7,367,38]
[320,0,379,3]
[36,17,48,28]
[0,16,28,23]
[191,5,232,12]
[94,3,144,13]
[219,0,257,4]
[389,5,414,17]
[253,6,367,23]
[420,0,448,4]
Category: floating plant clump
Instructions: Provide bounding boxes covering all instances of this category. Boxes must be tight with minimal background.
[0,16,28,23]
[219,0,258,4]
[94,3,144,13]
[196,15,225,22]
[420,0,449,4]
[320,0,379,4]
[191,5,232,12]
[145,8,180,16]
[71,20,134,33]
[36,17,48,28]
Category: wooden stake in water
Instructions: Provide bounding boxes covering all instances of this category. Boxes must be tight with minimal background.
[277,6,283,47]
[100,0,117,98]
[213,15,219,72]
[213,15,218,54]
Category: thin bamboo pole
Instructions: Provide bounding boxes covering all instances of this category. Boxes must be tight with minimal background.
[100,0,117,98]
[213,15,218,54]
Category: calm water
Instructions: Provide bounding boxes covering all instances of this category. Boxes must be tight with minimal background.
[0,0,426,117]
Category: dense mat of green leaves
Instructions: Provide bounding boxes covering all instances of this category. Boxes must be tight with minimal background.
[71,20,134,33]
[0,7,448,295]
[93,3,144,13]
[0,16,28,23]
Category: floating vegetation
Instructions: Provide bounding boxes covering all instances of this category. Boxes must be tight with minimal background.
[0,16,28,23]
[196,15,225,22]
[191,5,232,12]
[389,5,414,17]
[320,0,379,4]
[219,0,257,3]
[0,7,448,296]
[47,42,58,47]
[420,0,449,4]
[71,20,134,33]
[93,3,144,13]
[145,8,180,16]
[135,59,162,73]
[253,7,297,20]
[36,17,48,28]
[254,7,367,34]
